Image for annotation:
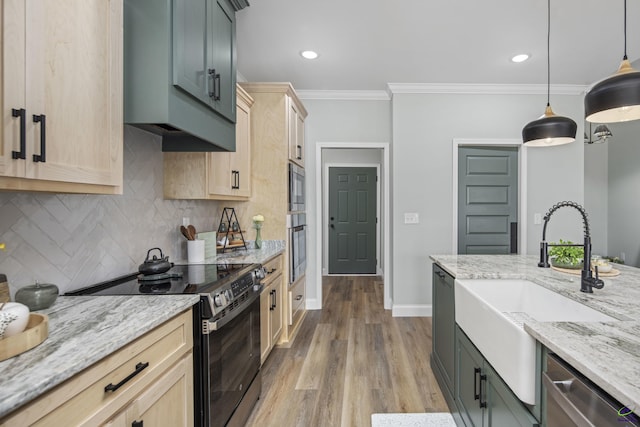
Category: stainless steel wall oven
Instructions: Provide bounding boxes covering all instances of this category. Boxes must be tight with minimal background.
[287,213,306,284]
[288,162,305,212]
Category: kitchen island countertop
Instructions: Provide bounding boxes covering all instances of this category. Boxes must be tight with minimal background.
[0,294,199,418]
[430,254,640,413]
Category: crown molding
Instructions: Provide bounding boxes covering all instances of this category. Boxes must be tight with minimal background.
[386,83,588,96]
[296,90,391,101]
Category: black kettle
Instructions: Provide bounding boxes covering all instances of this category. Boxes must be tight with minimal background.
[139,248,173,275]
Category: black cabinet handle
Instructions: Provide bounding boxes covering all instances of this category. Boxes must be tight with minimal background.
[473,367,481,400]
[296,295,303,301]
[267,267,277,274]
[208,68,219,99]
[269,289,275,310]
[11,108,26,159]
[104,362,149,393]
[32,114,46,163]
[296,144,302,160]
[436,271,445,279]
[479,374,487,408]
[132,421,143,427]
[214,72,221,101]
[236,170,240,189]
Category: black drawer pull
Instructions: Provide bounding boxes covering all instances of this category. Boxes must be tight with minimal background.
[479,374,487,408]
[296,295,303,301]
[11,108,26,159]
[132,421,143,427]
[104,362,149,393]
[32,114,46,163]
[473,367,481,400]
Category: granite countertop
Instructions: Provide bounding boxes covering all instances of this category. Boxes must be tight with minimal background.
[430,254,640,412]
[0,294,199,418]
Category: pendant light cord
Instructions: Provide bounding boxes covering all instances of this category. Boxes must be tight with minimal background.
[547,0,551,107]
[624,0,628,60]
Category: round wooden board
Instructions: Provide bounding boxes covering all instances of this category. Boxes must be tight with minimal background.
[551,265,620,277]
[0,313,49,361]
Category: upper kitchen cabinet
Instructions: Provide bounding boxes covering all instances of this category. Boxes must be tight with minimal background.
[0,0,123,194]
[164,84,252,200]
[288,98,306,167]
[173,0,236,122]
[123,0,237,152]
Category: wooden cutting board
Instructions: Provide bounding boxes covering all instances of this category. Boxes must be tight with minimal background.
[551,265,620,277]
[0,274,9,303]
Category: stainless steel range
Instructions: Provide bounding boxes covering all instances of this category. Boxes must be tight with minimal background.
[68,262,265,427]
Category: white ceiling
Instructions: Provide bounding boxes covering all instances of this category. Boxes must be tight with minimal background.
[236,0,640,91]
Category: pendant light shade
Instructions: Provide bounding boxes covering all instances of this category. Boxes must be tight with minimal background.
[523,105,577,146]
[522,0,576,147]
[585,59,640,123]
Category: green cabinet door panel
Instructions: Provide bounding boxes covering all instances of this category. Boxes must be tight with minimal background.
[457,329,485,427]
[432,265,456,401]
[173,0,207,102]
[207,0,236,121]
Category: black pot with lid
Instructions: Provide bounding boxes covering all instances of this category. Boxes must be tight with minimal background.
[138,248,173,276]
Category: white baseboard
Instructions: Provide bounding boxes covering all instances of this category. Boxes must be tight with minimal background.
[391,304,432,317]
[305,298,322,310]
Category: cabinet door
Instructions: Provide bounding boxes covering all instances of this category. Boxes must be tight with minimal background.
[1,0,26,178]
[126,354,194,427]
[26,0,122,186]
[432,265,455,396]
[271,274,284,345]
[288,99,304,166]
[230,91,251,197]
[207,151,233,196]
[485,364,539,427]
[173,0,208,103]
[260,282,273,364]
[207,0,235,122]
[456,327,486,427]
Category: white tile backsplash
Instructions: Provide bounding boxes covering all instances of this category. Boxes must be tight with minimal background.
[0,125,221,296]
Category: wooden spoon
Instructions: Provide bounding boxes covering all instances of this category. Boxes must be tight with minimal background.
[188,225,197,240]
[180,225,193,240]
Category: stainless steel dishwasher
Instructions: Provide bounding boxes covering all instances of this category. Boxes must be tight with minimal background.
[544,353,640,427]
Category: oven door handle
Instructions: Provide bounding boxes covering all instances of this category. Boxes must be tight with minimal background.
[542,372,596,427]
[203,284,263,334]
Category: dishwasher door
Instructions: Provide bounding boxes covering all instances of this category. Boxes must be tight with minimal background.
[544,353,640,427]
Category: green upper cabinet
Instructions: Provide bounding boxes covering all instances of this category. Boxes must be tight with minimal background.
[173,0,236,123]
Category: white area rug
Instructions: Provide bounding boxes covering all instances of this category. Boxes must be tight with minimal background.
[371,412,456,427]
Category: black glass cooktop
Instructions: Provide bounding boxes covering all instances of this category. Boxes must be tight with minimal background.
[67,263,259,296]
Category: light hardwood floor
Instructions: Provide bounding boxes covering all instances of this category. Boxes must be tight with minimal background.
[245,276,448,427]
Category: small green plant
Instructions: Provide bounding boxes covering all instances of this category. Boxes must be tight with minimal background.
[548,239,584,266]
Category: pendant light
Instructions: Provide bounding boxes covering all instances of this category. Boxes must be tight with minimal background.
[585,0,640,123]
[522,0,577,147]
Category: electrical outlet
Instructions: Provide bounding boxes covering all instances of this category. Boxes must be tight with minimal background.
[404,213,419,224]
[182,217,190,226]
[534,213,542,225]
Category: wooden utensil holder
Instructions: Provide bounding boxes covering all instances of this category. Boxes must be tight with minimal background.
[0,313,49,361]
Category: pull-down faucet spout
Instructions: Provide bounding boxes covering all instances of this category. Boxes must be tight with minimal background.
[538,201,604,293]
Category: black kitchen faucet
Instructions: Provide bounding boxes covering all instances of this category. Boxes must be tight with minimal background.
[538,201,605,293]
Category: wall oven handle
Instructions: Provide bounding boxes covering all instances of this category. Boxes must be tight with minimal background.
[542,372,596,427]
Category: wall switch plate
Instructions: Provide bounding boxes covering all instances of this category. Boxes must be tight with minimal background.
[534,213,542,225]
[404,213,419,224]
[182,217,190,226]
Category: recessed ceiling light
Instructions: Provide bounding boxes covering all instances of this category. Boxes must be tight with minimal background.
[301,50,319,60]
[511,54,530,63]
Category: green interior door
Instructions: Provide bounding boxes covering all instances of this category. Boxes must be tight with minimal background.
[458,147,518,255]
[328,167,377,274]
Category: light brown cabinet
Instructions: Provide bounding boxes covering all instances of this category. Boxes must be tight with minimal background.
[164,85,253,200]
[0,310,194,427]
[239,82,308,344]
[260,254,284,364]
[288,98,305,167]
[0,0,123,194]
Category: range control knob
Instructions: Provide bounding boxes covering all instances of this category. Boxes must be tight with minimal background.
[214,293,227,307]
[224,289,233,301]
[254,267,266,281]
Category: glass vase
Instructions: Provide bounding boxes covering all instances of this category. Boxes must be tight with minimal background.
[254,225,262,249]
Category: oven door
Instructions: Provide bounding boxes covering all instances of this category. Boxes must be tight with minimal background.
[288,214,307,284]
[288,163,305,212]
[202,294,261,427]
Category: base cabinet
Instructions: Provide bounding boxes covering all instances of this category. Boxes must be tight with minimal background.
[432,264,456,406]
[0,310,194,427]
[260,254,284,364]
[456,326,539,427]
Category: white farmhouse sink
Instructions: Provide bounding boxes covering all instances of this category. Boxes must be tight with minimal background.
[454,278,617,405]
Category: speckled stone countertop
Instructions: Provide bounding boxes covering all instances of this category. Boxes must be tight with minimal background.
[0,294,198,418]
[430,254,640,412]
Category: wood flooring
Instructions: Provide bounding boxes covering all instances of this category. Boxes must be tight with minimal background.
[245,276,448,427]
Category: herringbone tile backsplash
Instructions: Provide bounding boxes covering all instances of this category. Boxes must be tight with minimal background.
[0,126,223,296]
